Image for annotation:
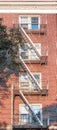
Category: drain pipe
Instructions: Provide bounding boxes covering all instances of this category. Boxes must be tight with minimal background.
[11,83,14,130]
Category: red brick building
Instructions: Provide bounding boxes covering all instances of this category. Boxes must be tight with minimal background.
[0,1,57,130]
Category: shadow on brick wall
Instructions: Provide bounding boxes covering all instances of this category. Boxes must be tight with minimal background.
[42,103,57,126]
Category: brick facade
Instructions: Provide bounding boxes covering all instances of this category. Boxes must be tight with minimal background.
[0,14,57,130]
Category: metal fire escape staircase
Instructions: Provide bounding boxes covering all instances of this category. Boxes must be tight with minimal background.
[19,26,43,126]
[20,90,43,126]
[19,26,40,58]
[20,57,41,92]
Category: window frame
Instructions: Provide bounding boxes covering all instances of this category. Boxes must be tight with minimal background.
[31,17,40,30]
[19,15,40,30]
[20,16,28,29]
[19,72,42,90]
[19,104,42,124]
[20,43,41,60]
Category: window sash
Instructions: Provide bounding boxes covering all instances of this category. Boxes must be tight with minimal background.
[19,16,40,30]
[21,17,28,24]
[19,114,30,123]
[31,74,41,88]
[31,24,38,30]
[21,24,28,29]
[19,73,41,89]
[31,17,39,30]
[31,17,38,24]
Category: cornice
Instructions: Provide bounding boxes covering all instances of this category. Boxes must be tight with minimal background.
[0,1,56,5]
[0,0,56,11]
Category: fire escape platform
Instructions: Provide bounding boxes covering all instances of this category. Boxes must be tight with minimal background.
[18,56,48,65]
[13,124,48,129]
[13,88,48,96]
[25,24,47,35]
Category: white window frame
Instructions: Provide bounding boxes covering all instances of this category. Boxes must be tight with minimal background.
[19,104,42,124]
[19,72,42,90]
[31,16,40,30]
[19,16,28,29]
[19,15,40,30]
[19,73,30,90]
[20,43,41,60]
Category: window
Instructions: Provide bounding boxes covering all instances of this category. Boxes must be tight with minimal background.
[19,105,29,124]
[19,73,41,90]
[19,16,40,30]
[20,43,41,60]
[19,73,29,89]
[31,17,40,30]
[31,73,41,88]
[19,104,42,124]
[31,104,42,123]
[19,44,29,59]
[21,17,28,29]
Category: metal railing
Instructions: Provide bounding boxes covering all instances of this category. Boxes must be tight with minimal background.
[13,114,49,128]
[10,78,48,94]
[13,115,57,127]
[19,24,47,34]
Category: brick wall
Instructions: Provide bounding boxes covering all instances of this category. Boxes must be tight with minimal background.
[0,14,57,129]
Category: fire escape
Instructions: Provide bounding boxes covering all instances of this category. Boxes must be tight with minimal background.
[12,17,49,129]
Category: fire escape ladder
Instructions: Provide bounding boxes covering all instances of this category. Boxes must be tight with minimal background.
[19,25,40,58]
[19,25,46,127]
[20,57,41,92]
[20,90,43,126]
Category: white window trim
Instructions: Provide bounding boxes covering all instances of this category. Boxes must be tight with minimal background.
[31,16,40,30]
[20,43,41,60]
[19,15,40,30]
[19,72,42,90]
[19,104,42,124]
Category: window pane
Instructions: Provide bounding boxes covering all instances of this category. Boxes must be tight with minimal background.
[31,24,38,30]
[19,114,30,124]
[31,17,38,24]
[31,105,41,122]
[21,51,28,59]
[20,45,29,59]
[21,24,28,29]
[31,17,40,30]
[21,17,28,29]
[21,17,28,23]
[31,74,40,88]
[20,73,28,81]
[32,105,41,114]
[20,73,29,88]
[34,74,40,84]
[20,106,28,114]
